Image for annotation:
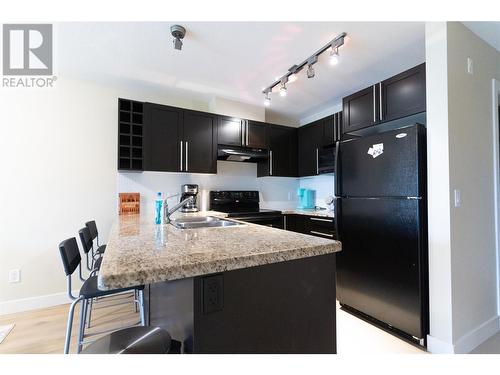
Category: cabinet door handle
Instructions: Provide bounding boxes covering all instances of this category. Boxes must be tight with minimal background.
[373,85,376,122]
[246,121,249,146]
[316,148,319,175]
[284,215,287,230]
[310,230,334,238]
[241,121,245,146]
[333,114,337,142]
[379,83,383,121]
[310,217,333,223]
[180,141,183,171]
[269,150,273,176]
[185,141,188,171]
[338,113,342,140]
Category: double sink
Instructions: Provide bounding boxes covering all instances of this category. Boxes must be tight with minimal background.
[171,216,245,230]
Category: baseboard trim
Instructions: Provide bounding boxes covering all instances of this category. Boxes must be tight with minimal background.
[454,315,500,354]
[427,334,455,354]
[0,290,79,316]
[427,315,500,354]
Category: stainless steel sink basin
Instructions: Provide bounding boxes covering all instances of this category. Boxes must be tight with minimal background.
[170,216,244,229]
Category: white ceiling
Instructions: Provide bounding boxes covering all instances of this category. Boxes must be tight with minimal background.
[56,22,425,122]
[462,22,500,52]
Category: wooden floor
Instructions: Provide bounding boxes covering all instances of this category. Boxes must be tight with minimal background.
[0,294,140,354]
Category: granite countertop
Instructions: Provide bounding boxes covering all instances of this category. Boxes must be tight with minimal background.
[98,211,341,290]
[282,209,334,218]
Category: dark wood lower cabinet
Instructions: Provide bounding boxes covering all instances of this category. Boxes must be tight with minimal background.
[146,253,337,353]
[285,214,336,239]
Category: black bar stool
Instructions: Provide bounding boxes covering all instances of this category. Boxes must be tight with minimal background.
[85,220,106,257]
[80,326,173,354]
[78,226,137,327]
[58,237,145,354]
[79,227,102,273]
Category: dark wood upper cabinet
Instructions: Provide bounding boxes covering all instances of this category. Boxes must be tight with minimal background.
[342,85,379,133]
[342,63,426,135]
[143,103,182,172]
[258,125,297,177]
[217,115,244,146]
[323,115,335,146]
[246,120,267,148]
[298,121,323,177]
[381,63,426,122]
[118,98,144,171]
[143,104,217,174]
[183,110,217,174]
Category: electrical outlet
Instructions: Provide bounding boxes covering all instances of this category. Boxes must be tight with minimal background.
[467,57,474,75]
[202,274,223,314]
[8,269,20,283]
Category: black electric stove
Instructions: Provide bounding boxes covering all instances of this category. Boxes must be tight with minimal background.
[209,191,284,229]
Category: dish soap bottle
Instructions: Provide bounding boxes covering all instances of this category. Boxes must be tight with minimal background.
[155,192,163,224]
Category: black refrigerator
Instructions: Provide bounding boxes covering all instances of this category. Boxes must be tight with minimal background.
[334,124,429,346]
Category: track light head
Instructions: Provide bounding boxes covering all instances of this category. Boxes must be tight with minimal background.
[279,83,287,97]
[329,47,339,65]
[306,64,315,79]
[264,91,271,107]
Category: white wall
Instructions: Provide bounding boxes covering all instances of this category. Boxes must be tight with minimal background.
[118,161,299,215]
[210,97,265,122]
[424,21,455,353]
[426,22,500,353]
[447,22,500,352]
[299,102,343,126]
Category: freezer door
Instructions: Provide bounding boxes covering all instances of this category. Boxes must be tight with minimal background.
[339,124,426,197]
[336,198,427,338]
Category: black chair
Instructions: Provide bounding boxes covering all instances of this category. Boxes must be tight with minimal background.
[79,227,102,273]
[85,220,106,257]
[59,237,145,354]
[78,226,138,327]
[80,326,173,354]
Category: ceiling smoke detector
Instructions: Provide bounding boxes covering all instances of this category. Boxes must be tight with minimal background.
[170,25,186,50]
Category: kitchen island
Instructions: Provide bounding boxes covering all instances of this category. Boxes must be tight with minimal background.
[98,212,341,353]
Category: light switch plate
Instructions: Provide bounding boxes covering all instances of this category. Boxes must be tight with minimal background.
[8,269,20,283]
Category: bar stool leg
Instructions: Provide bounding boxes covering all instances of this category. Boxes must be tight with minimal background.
[77,299,88,353]
[138,289,146,326]
[134,290,138,313]
[64,297,82,354]
[87,298,93,328]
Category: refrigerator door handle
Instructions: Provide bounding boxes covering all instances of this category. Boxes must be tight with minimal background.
[334,198,340,241]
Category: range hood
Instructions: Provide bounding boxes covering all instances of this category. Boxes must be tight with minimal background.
[217,145,268,163]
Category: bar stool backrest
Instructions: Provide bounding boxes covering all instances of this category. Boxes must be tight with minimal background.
[78,227,93,254]
[85,221,98,242]
[58,237,82,276]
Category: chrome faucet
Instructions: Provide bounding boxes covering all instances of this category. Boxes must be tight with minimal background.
[163,195,195,224]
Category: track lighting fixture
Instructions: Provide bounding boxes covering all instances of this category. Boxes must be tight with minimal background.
[264,91,271,106]
[306,56,318,79]
[306,64,315,79]
[279,83,287,97]
[329,47,339,65]
[261,32,346,103]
